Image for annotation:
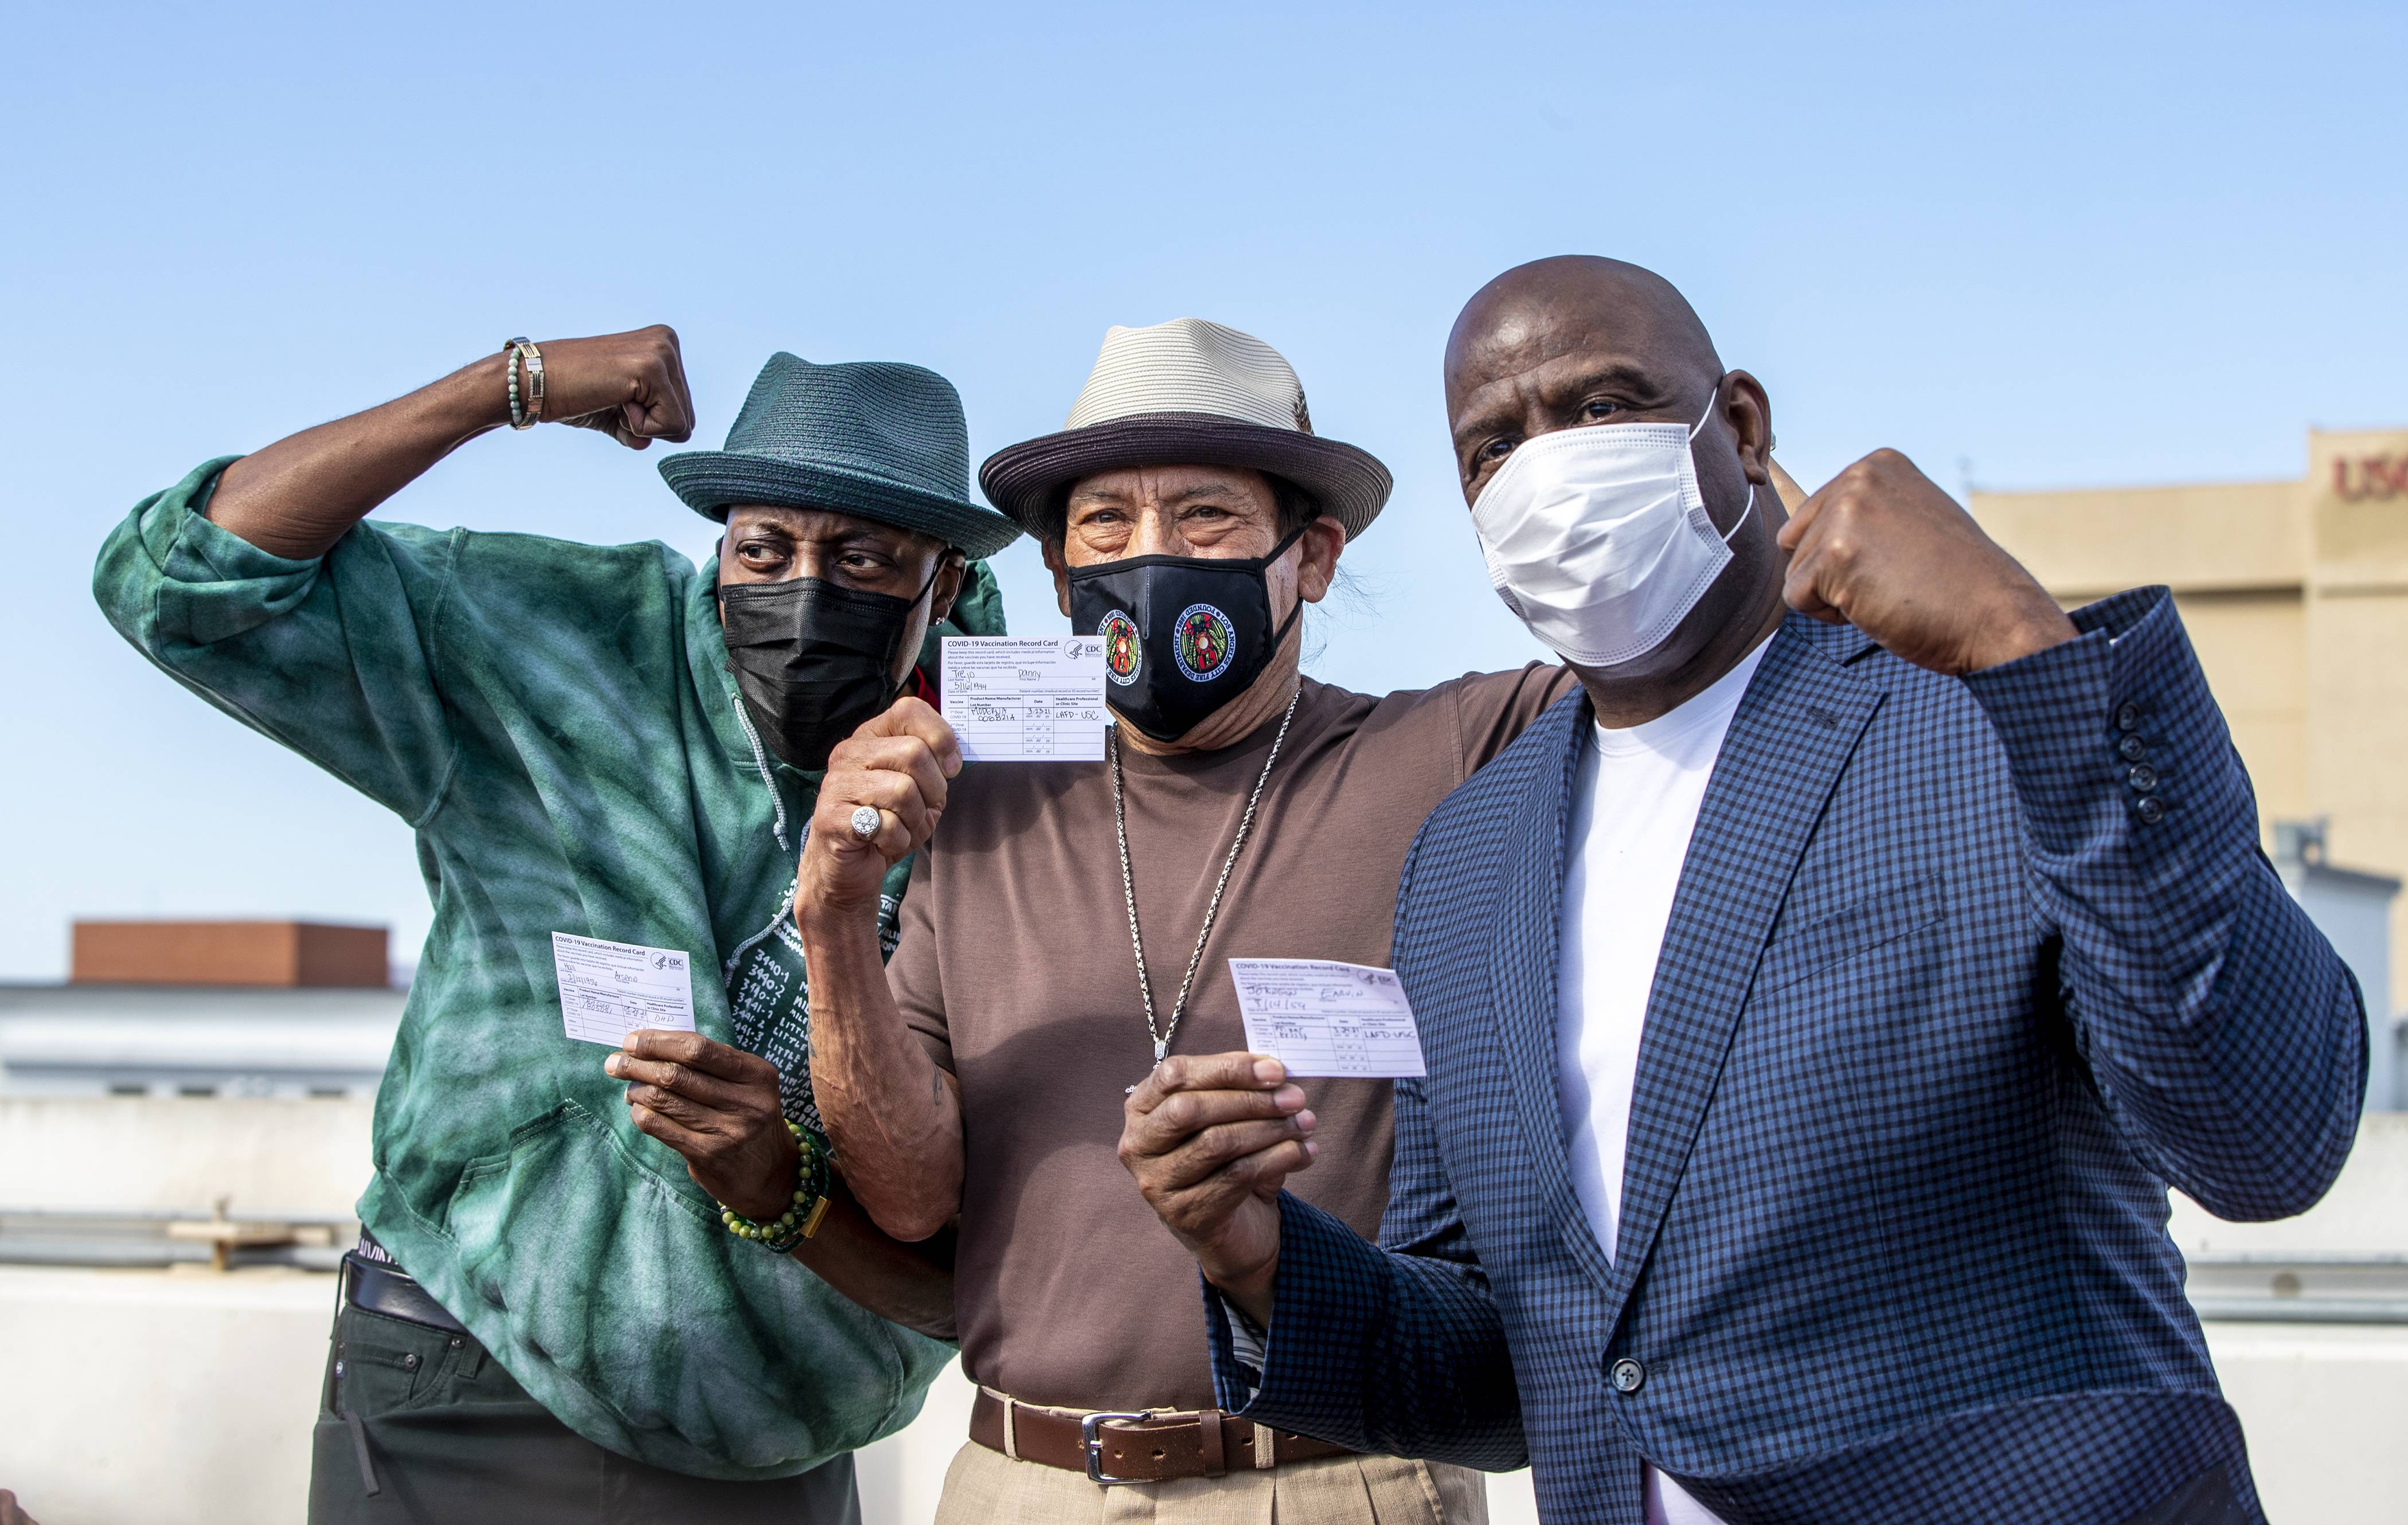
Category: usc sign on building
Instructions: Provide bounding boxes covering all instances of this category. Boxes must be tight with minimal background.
[1975,427,2408,1023]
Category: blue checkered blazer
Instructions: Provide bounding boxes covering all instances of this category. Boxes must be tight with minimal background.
[1206,589,2366,1525]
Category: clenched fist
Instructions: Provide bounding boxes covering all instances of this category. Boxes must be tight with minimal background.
[799,697,962,914]
[529,325,697,449]
[1778,448,2075,675]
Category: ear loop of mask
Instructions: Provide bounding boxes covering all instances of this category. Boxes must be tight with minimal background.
[871,555,951,687]
[902,554,947,620]
[1261,521,1312,651]
[1690,386,1756,548]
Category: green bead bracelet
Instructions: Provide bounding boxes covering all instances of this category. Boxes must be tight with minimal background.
[718,1117,832,1253]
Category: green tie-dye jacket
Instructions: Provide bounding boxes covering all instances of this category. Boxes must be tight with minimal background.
[93,458,999,1479]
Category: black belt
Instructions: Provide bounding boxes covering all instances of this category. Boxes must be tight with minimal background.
[341,1252,468,1336]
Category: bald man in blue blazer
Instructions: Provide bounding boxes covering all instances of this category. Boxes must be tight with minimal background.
[1119,259,2366,1525]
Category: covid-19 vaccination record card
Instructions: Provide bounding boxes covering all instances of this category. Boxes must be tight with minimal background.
[941,636,1109,762]
[1228,957,1429,1078]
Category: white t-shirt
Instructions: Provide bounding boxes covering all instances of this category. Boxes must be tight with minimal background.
[1556,639,1768,1525]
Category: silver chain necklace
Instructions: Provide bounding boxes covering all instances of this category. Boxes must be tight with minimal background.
[1112,685,1304,1092]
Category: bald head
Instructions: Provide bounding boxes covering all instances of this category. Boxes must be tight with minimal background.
[1444,256,1736,505]
[1448,257,1721,406]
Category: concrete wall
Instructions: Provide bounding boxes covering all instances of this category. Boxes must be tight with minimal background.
[0,1265,335,1523]
[5,1107,2402,1523]
[0,1261,1528,1525]
[15,1266,2391,1525]
[1968,478,2302,600]
[2307,428,2408,1023]
[0,1094,375,1214]
[0,985,401,1100]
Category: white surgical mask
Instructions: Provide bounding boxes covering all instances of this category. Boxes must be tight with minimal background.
[1470,392,1755,669]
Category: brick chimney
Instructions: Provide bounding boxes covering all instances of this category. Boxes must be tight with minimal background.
[70,921,391,988]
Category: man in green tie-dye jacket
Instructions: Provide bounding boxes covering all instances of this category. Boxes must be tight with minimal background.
[93,327,1023,1524]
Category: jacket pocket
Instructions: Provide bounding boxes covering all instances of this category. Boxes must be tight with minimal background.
[1752,873,1947,997]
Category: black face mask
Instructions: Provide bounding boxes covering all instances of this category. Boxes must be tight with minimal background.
[1065,525,1307,743]
[718,566,938,771]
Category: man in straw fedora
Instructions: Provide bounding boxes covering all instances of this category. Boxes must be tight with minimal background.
[93,326,1021,1523]
[758,317,1569,1521]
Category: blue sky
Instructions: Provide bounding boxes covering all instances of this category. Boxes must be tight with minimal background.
[5,2,2403,979]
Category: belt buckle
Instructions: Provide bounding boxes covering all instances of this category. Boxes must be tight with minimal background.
[1080,1410,1152,1485]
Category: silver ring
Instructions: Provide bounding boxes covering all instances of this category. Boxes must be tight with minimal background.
[849,805,882,842]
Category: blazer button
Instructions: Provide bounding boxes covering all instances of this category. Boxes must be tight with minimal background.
[2117,702,2143,733]
[2128,764,2159,793]
[1608,1356,1645,1394]
[2119,735,2147,762]
[2137,797,2167,825]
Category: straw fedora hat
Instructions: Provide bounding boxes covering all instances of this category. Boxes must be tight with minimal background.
[979,319,1393,542]
[659,353,1023,560]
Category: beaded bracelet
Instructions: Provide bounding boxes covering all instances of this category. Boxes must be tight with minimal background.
[718,1118,834,1253]
[501,337,545,429]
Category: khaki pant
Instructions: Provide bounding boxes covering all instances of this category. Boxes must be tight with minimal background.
[933,1438,1488,1525]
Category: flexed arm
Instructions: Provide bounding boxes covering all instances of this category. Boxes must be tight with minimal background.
[798,698,969,1242]
[1959,586,2367,1216]
[93,326,697,822]
[1783,449,2365,1215]
[206,327,695,559]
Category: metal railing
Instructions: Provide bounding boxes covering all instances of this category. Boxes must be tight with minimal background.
[2184,1251,2408,1325]
[5,1214,2405,1327]
[0,1205,354,1271]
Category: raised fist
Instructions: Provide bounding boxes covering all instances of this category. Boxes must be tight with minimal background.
[528,325,696,450]
[800,697,962,913]
[1778,448,2075,675]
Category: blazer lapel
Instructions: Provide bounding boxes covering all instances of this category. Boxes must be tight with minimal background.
[1602,617,1886,1326]
[1484,694,1621,1297]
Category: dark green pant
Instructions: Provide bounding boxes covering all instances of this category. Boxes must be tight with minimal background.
[308,1301,860,1525]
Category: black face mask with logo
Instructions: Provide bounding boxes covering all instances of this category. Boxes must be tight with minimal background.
[718,565,939,771]
[1066,525,1307,744]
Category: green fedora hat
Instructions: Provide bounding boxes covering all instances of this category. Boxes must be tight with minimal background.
[659,353,1022,560]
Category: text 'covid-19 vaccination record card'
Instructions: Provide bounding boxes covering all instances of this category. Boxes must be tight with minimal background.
[552,932,697,1046]
[1228,958,1428,1078]
[941,636,1109,762]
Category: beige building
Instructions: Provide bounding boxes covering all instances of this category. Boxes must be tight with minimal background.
[1973,426,2408,1026]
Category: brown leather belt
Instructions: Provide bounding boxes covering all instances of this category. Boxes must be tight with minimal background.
[970,1388,1352,1484]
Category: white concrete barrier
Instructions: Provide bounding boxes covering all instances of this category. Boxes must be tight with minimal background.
[0,1095,374,1215]
[0,1272,1534,1525]
[0,1264,331,1525]
[3,1100,2401,1523]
